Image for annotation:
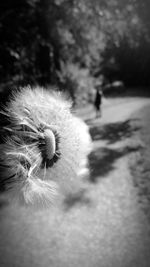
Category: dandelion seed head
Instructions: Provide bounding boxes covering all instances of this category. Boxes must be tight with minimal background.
[0,86,92,206]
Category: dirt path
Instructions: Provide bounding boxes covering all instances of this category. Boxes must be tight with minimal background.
[0,97,150,267]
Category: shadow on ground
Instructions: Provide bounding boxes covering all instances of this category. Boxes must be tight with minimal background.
[63,189,92,211]
[63,119,142,210]
[90,119,140,144]
[88,146,142,183]
[0,197,9,209]
[88,119,142,183]
[63,144,142,210]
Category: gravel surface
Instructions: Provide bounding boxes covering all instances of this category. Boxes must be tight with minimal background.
[129,105,150,222]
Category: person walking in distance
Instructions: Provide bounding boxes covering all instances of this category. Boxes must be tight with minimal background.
[94,88,103,118]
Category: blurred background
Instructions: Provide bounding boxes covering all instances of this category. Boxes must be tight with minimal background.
[1,0,150,106]
[1,2,150,267]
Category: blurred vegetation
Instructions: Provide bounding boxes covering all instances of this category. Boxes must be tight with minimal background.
[0,0,150,104]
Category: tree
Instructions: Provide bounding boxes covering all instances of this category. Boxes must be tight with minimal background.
[1,0,150,102]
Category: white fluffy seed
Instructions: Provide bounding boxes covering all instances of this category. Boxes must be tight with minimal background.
[44,129,56,160]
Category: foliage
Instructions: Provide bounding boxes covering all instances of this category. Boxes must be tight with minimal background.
[1,0,150,103]
[57,62,95,105]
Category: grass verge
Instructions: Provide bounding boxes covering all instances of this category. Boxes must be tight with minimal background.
[129,105,150,221]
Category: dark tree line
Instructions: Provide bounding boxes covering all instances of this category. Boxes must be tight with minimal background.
[0,0,150,103]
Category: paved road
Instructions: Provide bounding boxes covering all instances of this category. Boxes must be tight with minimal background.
[0,97,150,267]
